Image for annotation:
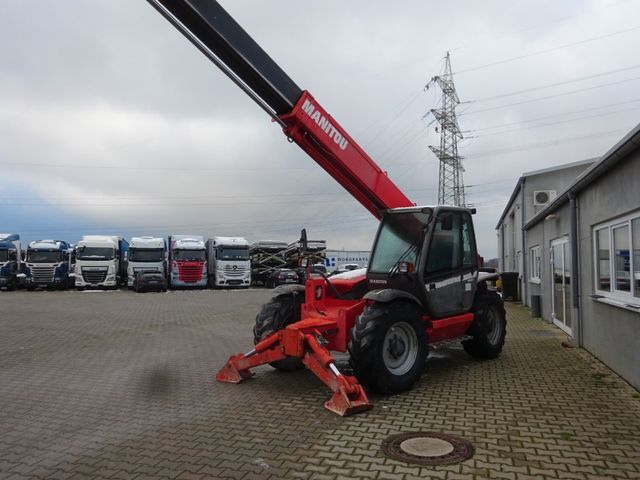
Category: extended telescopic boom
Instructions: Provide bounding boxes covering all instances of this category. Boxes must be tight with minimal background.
[147,0,414,218]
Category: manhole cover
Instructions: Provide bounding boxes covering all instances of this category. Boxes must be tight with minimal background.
[381,432,474,466]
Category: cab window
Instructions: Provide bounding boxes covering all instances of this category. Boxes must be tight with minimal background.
[426,212,462,274]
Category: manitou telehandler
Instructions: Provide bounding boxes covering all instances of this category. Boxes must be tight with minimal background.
[147,0,506,415]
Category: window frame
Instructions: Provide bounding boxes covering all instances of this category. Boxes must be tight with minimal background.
[529,245,541,284]
[592,211,640,307]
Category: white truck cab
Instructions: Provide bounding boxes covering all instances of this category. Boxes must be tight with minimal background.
[127,236,167,287]
[75,235,129,289]
[207,236,251,288]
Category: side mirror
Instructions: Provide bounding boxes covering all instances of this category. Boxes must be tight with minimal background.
[9,251,17,261]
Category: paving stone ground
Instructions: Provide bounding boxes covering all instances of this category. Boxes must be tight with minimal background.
[0,289,639,480]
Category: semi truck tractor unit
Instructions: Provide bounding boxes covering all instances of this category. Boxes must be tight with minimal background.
[207,237,250,288]
[168,235,207,288]
[127,236,167,287]
[148,0,506,416]
[24,240,72,290]
[75,236,129,289]
[0,233,21,291]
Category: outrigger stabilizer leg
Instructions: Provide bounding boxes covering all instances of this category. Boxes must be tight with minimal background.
[216,318,372,416]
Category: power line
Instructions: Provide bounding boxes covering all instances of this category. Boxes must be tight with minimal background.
[471,64,640,103]
[471,98,640,131]
[454,24,640,75]
[472,105,640,138]
[466,127,629,159]
[461,75,640,116]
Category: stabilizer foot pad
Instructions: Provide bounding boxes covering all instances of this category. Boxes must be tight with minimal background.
[324,386,373,416]
[216,355,253,383]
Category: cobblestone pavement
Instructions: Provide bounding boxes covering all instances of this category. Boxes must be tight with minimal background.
[1,290,639,480]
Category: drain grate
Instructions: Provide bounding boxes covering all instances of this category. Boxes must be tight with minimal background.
[381,431,474,466]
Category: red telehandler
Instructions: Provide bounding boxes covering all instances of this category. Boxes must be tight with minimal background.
[147,0,506,416]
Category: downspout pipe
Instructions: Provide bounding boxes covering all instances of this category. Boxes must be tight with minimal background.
[520,179,527,305]
[569,193,582,345]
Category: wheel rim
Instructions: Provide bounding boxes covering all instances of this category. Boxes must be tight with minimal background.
[383,322,418,376]
[486,306,502,345]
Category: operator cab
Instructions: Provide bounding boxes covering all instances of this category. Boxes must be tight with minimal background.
[366,205,478,318]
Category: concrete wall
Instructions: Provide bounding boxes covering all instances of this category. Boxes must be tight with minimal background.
[525,202,572,323]
[576,152,640,390]
[523,163,592,223]
[497,162,592,305]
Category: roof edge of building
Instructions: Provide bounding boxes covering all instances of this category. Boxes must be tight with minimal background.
[495,177,524,230]
[523,123,640,231]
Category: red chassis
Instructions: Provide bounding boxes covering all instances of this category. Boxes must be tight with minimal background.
[217,273,475,416]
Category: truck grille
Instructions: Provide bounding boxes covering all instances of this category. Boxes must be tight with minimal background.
[82,269,108,284]
[178,263,204,282]
[223,265,247,277]
[31,265,55,283]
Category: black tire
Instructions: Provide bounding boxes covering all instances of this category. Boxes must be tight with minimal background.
[253,292,304,371]
[462,291,507,359]
[348,301,427,394]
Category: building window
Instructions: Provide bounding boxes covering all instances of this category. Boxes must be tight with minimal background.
[593,211,640,306]
[596,227,610,291]
[529,245,541,283]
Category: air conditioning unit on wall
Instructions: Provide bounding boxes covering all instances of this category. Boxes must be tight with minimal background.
[533,190,557,207]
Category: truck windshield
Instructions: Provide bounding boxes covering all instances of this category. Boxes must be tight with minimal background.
[217,247,249,260]
[130,248,164,262]
[76,247,115,260]
[0,250,8,262]
[174,249,206,261]
[368,211,431,274]
[27,251,63,263]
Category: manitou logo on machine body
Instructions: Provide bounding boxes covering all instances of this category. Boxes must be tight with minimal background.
[301,99,349,151]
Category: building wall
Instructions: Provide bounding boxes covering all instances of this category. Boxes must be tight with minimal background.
[497,162,592,305]
[525,203,572,324]
[577,152,640,390]
[523,163,593,223]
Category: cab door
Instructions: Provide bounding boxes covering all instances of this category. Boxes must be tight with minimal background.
[423,211,477,318]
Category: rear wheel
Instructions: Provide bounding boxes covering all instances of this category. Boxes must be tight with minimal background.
[348,301,427,394]
[253,292,304,371]
[462,291,507,359]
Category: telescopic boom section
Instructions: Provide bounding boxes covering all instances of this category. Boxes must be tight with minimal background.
[147,0,414,218]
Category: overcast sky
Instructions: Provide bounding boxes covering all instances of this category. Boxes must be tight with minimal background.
[1,0,639,258]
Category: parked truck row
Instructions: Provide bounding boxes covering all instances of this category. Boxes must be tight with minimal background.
[0,233,252,291]
[1,231,370,292]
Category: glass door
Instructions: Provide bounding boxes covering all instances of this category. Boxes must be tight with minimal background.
[550,238,571,334]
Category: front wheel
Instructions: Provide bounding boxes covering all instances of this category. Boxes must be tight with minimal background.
[348,301,427,394]
[253,292,304,371]
[462,291,507,359]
